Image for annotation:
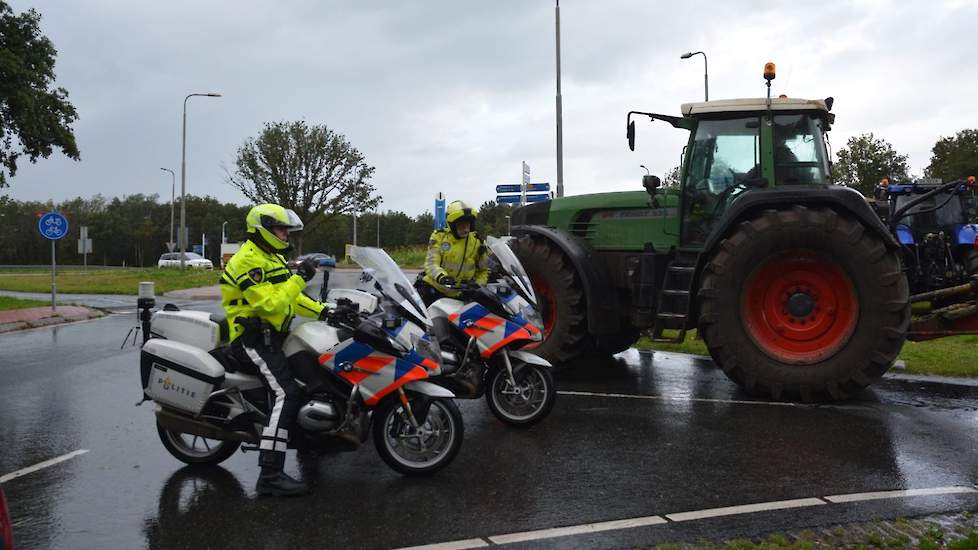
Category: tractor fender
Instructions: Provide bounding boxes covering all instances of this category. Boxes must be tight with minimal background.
[512,225,621,336]
[957,224,978,246]
[690,185,901,323]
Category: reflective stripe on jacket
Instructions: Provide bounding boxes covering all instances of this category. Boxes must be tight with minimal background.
[421,229,489,297]
[220,239,325,342]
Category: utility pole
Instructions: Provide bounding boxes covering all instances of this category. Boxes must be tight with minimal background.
[555,0,565,198]
[179,92,221,270]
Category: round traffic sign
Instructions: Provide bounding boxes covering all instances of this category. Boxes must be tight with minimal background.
[38,212,70,240]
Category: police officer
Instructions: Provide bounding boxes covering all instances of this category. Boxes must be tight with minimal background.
[221,203,325,497]
[416,200,489,306]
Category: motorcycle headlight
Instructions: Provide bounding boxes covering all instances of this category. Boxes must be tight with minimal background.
[410,332,443,372]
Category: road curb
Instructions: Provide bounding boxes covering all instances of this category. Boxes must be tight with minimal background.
[0,306,105,334]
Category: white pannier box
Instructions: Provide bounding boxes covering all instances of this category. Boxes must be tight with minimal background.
[141,339,225,415]
[150,309,224,351]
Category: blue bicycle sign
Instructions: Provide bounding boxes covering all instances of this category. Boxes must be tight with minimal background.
[38,212,70,240]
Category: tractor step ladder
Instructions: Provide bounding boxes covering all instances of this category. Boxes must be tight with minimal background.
[650,250,699,343]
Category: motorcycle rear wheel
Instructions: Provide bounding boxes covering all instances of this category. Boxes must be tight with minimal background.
[372,396,463,476]
[486,363,556,427]
[157,420,241,466]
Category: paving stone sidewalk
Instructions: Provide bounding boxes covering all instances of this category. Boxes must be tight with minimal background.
[0,305,105,333]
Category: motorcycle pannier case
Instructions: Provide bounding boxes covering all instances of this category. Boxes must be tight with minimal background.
[149,310,226,351]
[141,339,225,415]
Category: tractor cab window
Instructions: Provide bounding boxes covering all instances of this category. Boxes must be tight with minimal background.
[772,114,830,186]
[682,117,760,244]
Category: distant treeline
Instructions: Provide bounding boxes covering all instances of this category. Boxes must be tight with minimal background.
[0,194,515,267]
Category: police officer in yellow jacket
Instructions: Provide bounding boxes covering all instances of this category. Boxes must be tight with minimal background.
[221,203,325,497]
[415,200,489,306]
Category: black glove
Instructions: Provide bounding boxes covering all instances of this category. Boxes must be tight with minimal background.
[295,257,318,282]
[436,274,456,287]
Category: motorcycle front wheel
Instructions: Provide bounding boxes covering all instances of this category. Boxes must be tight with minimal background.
[486,362,556,427]
[372,395,463,476]
[156,420,241,466]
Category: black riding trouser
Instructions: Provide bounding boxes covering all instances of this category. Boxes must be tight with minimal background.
[231,335,301,471]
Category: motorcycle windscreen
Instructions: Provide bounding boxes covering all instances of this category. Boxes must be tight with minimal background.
[350,246,431,328]
[486,236,536,306]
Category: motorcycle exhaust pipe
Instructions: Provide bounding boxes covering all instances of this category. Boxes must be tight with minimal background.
[155,407,259,444]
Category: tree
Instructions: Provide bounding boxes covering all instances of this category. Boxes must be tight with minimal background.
[225,121,380,253]
[478,201,516,237]
[663,166,681,188]
[0,2,80,187]
[926,129,978,183]
[832,133,910,196]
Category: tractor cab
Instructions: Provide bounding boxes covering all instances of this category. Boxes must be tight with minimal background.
[680,99,834,243]
[629,96,834,245]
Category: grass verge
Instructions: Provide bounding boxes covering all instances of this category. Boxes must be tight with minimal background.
[0,295,51,310]
[0,268,219,295]
[636,330,978,378]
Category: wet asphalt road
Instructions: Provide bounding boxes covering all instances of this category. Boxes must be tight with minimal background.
[1,298,978,548]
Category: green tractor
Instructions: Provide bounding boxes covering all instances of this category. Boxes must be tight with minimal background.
[510,65,909,402]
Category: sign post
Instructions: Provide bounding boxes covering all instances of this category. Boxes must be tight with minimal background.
[77,225,92,270]
[38,211,69,311]
[434,192,446,229]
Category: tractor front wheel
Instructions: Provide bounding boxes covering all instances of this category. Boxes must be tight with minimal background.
[511,236,589,363]
[699,206,909,402]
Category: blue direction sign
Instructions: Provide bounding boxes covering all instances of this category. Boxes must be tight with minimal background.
[434,196,447,229]
[496,195,523,204]
[495,184,522,193]
[526,183,550,192]
[38,212,69,240]
[525,194,551,203]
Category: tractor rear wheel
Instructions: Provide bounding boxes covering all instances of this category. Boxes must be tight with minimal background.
[511,236,589,363]
[699,206,909,402]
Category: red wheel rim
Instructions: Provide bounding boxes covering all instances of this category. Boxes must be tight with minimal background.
[742,252,858,364]
[526,275,556,349]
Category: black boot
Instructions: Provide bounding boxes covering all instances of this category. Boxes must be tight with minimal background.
[256,451,309,497]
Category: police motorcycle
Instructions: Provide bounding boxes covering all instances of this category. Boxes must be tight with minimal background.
[418,236,557,426]
[136,246,463,476]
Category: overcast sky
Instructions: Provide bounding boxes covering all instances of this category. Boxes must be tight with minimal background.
[6,0,978,215]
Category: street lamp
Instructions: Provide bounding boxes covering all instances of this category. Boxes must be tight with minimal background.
[160,167,175,252]
[179,92,222,270]
[221,221,229,244]
[680,51,709,101]
[505,215,512,235]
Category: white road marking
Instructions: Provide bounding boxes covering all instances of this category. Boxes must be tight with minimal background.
[396,539,489,550]
[395,485,978,549]
[488,516,668,544]
[665,497,827,522]
[824,486,978,503]
[558,389,802,407]
[0,449,89,484]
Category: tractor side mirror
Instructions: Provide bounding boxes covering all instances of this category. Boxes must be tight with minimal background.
[627,120,636,151]
[643,175,661,195]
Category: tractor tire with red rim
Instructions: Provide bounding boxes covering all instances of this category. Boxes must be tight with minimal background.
[510,236,588,363]
[698,206,909,402]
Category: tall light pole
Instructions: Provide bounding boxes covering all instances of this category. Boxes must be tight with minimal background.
[221,221,229,244]
[680,51,709,101]
[160,167,175,251]
[555,0,564,198]
[179,92,222,270]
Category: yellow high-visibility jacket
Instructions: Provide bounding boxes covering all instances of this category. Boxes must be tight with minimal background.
[220,239,325,342]
[422,229,489,298]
